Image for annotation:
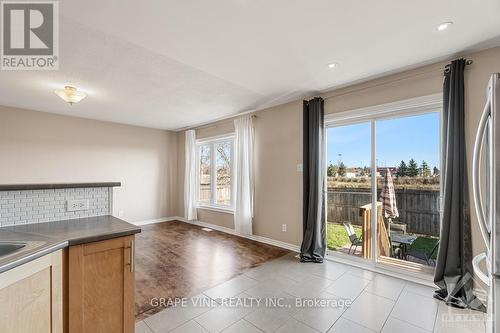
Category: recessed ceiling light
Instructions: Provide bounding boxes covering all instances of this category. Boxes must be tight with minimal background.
[436,22,453,31]
[328,63,339,69]
[54,86,87,105]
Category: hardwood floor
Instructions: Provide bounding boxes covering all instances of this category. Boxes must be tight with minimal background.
[134,220,290,319]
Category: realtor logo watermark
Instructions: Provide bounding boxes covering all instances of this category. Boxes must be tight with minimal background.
[1,0,59,70]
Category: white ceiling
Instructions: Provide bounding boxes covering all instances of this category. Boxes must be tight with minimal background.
[1,0,499,130]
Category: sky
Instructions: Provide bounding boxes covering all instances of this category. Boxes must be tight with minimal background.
[327,112,440,169]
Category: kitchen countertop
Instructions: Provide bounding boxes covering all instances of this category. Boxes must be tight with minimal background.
[0,215,141,274]
[0,182,121,191]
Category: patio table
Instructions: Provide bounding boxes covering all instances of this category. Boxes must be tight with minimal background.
[390,232,417,260]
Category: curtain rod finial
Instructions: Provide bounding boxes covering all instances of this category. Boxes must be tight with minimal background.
[444,59,473,74]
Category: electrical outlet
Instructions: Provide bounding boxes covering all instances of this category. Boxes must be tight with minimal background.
[118,210,124,217]
[296,164,303,172]
[282,224,287,232]
[67,199,89,212]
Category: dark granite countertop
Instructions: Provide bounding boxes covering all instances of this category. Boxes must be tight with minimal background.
[0,215,141,273]
[0,182,121,191]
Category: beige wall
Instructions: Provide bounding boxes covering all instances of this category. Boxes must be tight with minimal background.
[176,101,303,244]
[253,101,303,244]
[0,106,178,223]
[176,46,500,253]
[197,209,235,229]
[176,106,304,243]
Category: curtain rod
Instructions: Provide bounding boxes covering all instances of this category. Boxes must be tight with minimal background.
[444,59,473,73]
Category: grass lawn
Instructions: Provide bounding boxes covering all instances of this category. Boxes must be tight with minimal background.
[327,223,362,251]
[408,236,439,259]
[327,222,439,260]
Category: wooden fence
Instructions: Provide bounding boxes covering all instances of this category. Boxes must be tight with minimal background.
[327,187,440,237]
[199,185,231,205]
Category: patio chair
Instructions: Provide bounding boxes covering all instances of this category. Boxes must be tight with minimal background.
[390,223,407,234]
[343,222,363,255]
[406,238,439,265]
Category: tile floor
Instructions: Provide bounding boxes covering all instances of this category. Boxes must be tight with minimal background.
[136,253,487,333]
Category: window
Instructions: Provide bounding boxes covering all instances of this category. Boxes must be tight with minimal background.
[197,136,234,210]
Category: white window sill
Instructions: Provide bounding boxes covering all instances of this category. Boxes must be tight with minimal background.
[197,205,234,214]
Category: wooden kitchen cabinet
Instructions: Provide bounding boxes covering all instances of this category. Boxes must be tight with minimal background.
[68,235,135,333]
[0,250,63,333]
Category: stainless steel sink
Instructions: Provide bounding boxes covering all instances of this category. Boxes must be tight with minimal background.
[0,242,27,257]
[0,240,46,260]
[0,230,51,273]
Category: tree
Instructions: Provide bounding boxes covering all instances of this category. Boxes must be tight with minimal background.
[327,163,338,177]
[420,160,430,177]
[216,143,231,184]
[216,144,231,170]
[338,162,347,177]
[407,158,419,177]
[396,160,408,177]
[433,166,440,176]
[359,166,369,177]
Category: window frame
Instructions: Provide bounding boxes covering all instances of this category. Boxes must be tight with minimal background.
[195,134,235,212]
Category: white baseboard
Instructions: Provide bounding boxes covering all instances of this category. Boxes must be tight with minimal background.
[133,215,300,252]
[130,216,177,226]
[252,234,300,252]
[178,217,300,252]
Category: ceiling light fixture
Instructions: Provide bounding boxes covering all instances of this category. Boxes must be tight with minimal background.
[328,63,339,69]
[436,22,453,31]
[54,86,87,105]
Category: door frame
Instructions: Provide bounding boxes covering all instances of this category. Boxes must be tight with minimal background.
[324,93,443,276]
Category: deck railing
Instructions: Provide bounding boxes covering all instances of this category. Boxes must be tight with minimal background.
[359,202,391,259]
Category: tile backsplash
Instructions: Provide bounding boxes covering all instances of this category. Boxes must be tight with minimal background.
[0,187,111,227]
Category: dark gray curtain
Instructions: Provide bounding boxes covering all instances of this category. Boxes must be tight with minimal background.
[300,97,326,263]
[434,59,484,311]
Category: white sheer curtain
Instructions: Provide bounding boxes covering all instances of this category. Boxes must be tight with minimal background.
[184,130,198,221]
[234,115,254,235]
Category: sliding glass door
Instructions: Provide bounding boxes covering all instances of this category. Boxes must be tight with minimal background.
[326,110,441,273]
[375,113,441,269]
[326,122,373,259]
